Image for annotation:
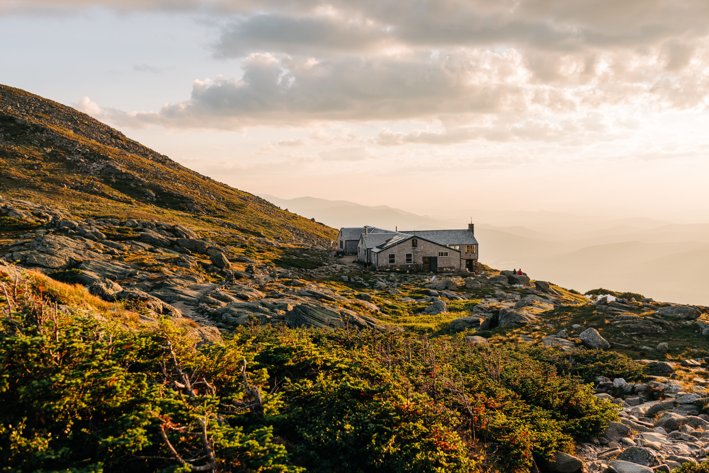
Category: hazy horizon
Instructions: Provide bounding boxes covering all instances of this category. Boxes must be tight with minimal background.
[264,193,709,306]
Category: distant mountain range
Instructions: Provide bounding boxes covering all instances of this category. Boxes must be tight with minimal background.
[263,194,709,305]
[261,195,447,230]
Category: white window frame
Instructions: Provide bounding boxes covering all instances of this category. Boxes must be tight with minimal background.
[438,251,449,257]
[388,254,396,264]
[405,253,413,264]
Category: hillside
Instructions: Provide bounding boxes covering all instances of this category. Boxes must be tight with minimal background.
[0,85,707,473]
[0,84,334,247]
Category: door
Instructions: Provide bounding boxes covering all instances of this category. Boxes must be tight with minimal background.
[428,256,438,272]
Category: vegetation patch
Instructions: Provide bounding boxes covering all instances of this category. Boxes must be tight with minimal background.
[0,275,619,472]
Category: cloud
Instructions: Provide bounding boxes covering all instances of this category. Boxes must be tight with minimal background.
[215,13,393,57]
[376,118,599,146]
[24,0,707,135]
[74,96,103,116]
[122,51,524,127]
[7,1,709,52]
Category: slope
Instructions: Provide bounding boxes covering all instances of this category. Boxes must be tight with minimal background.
[0,84,334,246]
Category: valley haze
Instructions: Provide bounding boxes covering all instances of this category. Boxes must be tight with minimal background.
[265,194,709,306]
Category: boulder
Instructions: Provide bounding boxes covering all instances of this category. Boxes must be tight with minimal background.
[464,277,481,289]
[286,304,344,329]
[604,422,632,442]
[480,313,499,330]
[655,305,702,321]
[644,361,675,376]
[541,452,584,473]
[175,238,210,254]
[607,460,654,473]
[449,316,483,332]
[655,412,686,432]
[207,247,231,269]
[285,304,378,330]
[535,280,552,292]
[233,287,266,302]
[514,296,554,312]
[355,299,381,313]
[500,271,531,286]
[11,251,68,269]
[579,327,611,349]
[74,270,123,300]
[80,259,137,280]
[423,299,447,315]
[617,447,657,466]
[6,234,99,269]
[170,224,198,239]
[138,229,173,248]
[541,336,576,350]
[498,308,538,328]
[697,320,709,336]
[465,335,489,346]
[115,289,181,317]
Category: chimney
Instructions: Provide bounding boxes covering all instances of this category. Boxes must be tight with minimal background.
[468,223,475,235]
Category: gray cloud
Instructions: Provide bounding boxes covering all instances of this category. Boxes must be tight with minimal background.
[376,118,598,146]
[215,14,392,57]
[19,0,708,131]
[6,1,709,52]
[205,1,709,57]
[127,52,523,126]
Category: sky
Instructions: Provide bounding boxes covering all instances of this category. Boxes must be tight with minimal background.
[2,0,709,223]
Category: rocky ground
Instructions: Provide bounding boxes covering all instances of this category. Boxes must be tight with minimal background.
[1,196,707,472]
[578,375,708,472]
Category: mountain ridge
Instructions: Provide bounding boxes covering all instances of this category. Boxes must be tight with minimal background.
[0,84,335,247]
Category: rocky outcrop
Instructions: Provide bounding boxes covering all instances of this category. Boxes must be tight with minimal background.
[207,247,231,269]
[541,452,584,473]
[285,304,379,329]
[423,298,447,315]
[578,375,708,473]
[579,327,611,349]
[656,305,703,321]
[498,308,538,328]
[116,289,182,317]
[449,316,483,332]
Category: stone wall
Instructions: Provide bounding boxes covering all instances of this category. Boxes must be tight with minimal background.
[374,238,461,272]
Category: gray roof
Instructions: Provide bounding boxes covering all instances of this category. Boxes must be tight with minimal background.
[373,234,411,252]
[399,229,478,246]
[361,231,403,251]
[339,226,392,242]
[370,233,462,254]
[339,227,365,241]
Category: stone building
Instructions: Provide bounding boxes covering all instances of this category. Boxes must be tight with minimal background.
[348,223,478,272]
[337,226,388,255]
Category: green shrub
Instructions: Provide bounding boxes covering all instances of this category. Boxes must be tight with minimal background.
[672,462,709,473]
[522,346,646,383]
[0,280,621,473]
